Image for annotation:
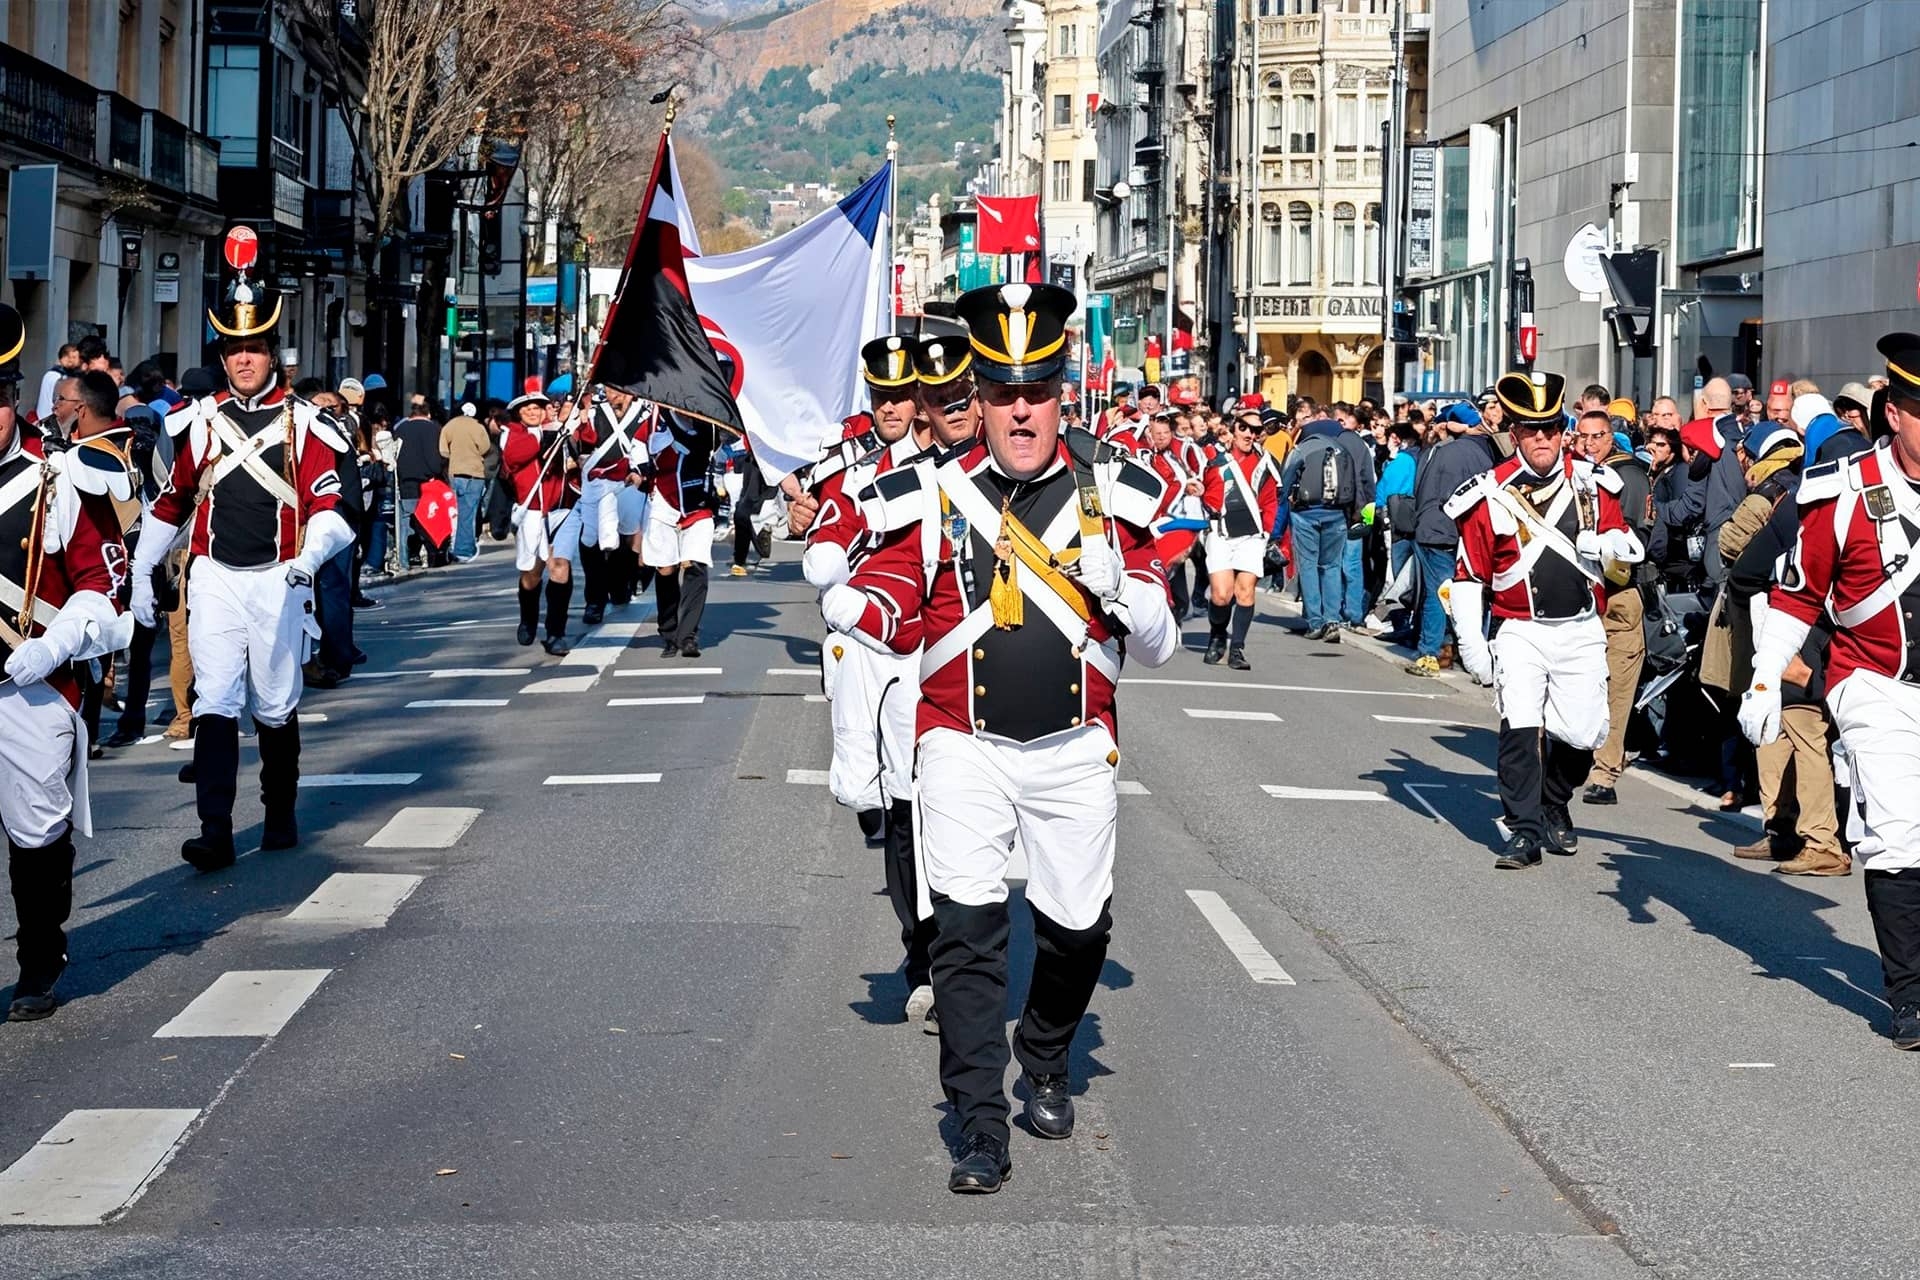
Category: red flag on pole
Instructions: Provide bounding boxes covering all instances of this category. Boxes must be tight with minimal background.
[975,194,1041,256]
[412,478,457,551]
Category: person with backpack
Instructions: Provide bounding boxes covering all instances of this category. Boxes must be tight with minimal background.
[1278,414,1361,642]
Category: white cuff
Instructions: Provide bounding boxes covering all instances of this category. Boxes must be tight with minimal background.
[1447,579,1486,639]
[802,541,851,590]
[1750,611,1812,691]
[292,508,355,575]
[1112,574,1178,668]
[1603,527,1645,565]
[131,516,183,577]
[40,590,130,665]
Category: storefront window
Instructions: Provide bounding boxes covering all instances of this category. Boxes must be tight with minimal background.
[1676,0,1762,263]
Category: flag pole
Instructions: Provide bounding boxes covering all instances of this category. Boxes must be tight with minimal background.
[886,114,899,317]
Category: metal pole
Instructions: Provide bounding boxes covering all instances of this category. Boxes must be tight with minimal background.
[1382,0,1404,408]
[1243,6,1259,399]
[887,115,899,316]
[515,216,530,391]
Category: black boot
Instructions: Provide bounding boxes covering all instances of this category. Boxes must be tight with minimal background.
[543,578,574,655]
[516,583,540,647]
[676,564,709,655]
[256,714,301,851]
[884,799,937,1000]
[1011,898,1110,1140]
[1540,736,1591,855]
[930,895,1014,1150]
[8,831,75,1020]
[1866,869,1920,1048]
[182,714,239,872]
[578,544,606,625]
[607,548,636,606]
[655,570,681,653]
[1497,720,1546,844]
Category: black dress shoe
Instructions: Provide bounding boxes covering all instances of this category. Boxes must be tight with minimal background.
[1021,1071,1074,1140]
[1202,637,1227,665]
[679,638,701,658]
[351,648,370,666]
[353,594,383,610]
[1893,1004,1920,1051]
[180,831,236,873]
[1227,647,1251,671]
[9,961,65,1021]
[661,638,678,656]
[177,761,195,784]
[581,604,605,627]
[1542,806,1578,855]
[102,725,147,749]
[261,821,299,852]
[542,634,573,656]
[1582,784,1617,805]
[1494,831,1543,870]
[302,666,343,690]
[517,623,537,647]
[947,1132,1011,1194]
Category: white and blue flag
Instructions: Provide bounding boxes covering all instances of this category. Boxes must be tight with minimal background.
[684,165,893,481]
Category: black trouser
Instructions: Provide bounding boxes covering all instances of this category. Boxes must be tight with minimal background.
[655,564,708,647]
[1169,559,1192,618]
[115,620,160,737]
[257,713,300,838]
[884,799,937,989]
[1497,722,1591,840]
[195,714,242,840]
[8,831,75,993]
[580,543,608,610]
[732,468,770,568]
[929,893,1112,1144]
[1867,869,1920,1016]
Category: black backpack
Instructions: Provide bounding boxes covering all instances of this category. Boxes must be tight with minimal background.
[1290,435,1356,509]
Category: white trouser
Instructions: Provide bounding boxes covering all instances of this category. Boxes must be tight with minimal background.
[642,503,714,568]
[615,485,646,537]
[914,723,1119,932]
[188,557,311,728]
[514,505,582,572]
[0,679,88,845]
[1828,670,1920,872]
[827,640,886,811]
[578,478,622,549]
[1204,531,1266,576]
[1490,614,1609,749]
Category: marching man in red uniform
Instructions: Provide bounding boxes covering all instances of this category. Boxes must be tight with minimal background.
[0,307,134,1019]
[1445,371,1642,870]
[501,390,579,655]
[1199,411,1280,669]
[1742,333,1920,1049]
[131,231,359,872]
[642,410,718,657]
[819,283,1177,1194]
[574,385,649,626]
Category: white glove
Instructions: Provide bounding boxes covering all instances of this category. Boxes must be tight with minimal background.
[1446,579,1494,686]
[1067,533,1126,605]
[286,563,315,589]
[1575,529,1604,561]
[1455,632,1495,686]
[4,638,57,686]
[130,574,157,629]
[1738,681,1783,746]
[819,582,868,633]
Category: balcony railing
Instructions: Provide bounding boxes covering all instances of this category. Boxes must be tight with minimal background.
[0,42,99,161]
[105,92,144,174]
[151,111,187,190]
[187,133,221,200]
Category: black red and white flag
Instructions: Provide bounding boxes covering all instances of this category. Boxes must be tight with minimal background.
[588,133,743,434]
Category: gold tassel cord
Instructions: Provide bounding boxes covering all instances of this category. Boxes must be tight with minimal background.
[990,512,1023,630]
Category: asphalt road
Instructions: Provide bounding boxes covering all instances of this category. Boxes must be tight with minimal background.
[0,550,1913,1278]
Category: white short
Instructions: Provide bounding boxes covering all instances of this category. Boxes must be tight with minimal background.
[514,506,581,572]
[577,479,646,548]
[615,486,646,538]
[914,723,1119,931]
[0,679,87,845]
[1204,532,1267,577]
[642,505,714,568]
[187,557,312,728]
[1490,615,1608,748]
[1828,670,1920,872]
[825,640,917,811]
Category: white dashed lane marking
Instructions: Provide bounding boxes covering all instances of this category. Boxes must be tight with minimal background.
[365,807,483,849]
[1374,714,1467,726]
[0,1108,200,1225]
[428,668,532,678]
[1115,780,1151,796]
[405,699,510,708]
[766,667,816,676]
[302,773,421,788]
[607,695,705,707]
[1185,708,1282,723]
[521,674,600,693]
[543,773,662,786]
[1124,677,1443,700]
[613,667,722,677]
[284,873,424,927]
[1186,890,1296,985]
[786,769,830,785]
[154,970,332,1038]
[1261,784,1389,802]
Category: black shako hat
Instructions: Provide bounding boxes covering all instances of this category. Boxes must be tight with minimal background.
[912,334,972,388]
[1493,369,1567,426]
[954,282,1074,384]
[1877,332,1920,403]
[860,335,916,391]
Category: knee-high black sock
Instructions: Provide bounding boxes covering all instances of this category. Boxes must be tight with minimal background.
[1498,720,1545,838]
[608,548,636,605]
[1013,898,1113,1078]
[518,583,540,631]
[655,570,680,639]
[579,544,606,609]
[9,830,75,991]
[256,713,301,837]
[929,895,1013,1143]
[544,578,573,640]
[1208,599,1231,640]
[1867,869,1920,1014]
[194,714,241,837]
[1229,601,1253,647]
[676,564,709,645]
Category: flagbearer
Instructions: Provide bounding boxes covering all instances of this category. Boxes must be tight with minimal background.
[1445,371,1642,870]
[0,306,134,1019]
[820,283,1178,1194]
[501,391,579,655]
[131,229,361,872]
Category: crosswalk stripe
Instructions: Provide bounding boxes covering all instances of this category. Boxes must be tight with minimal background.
[1115,780,1151,795]
[803,694,828,703]
[613,667,722,677]
[1186,890,1296,985]
[284,873,423,926]
[520,674,600,693]
[303,713,329,723]
[365,806,482,849]
[1261,784,1388,802]
[786,769,830,785]
[428,668,532,678]
[405,699,509,708]
[607,695,705,707]
[1373,714,1465,726]
[154,970,332,1038]
[766,667,816,676]
[0,1108,201,1225]
[302,773,420,787]
[1185,708,1282,722]
[543,773,662,786]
